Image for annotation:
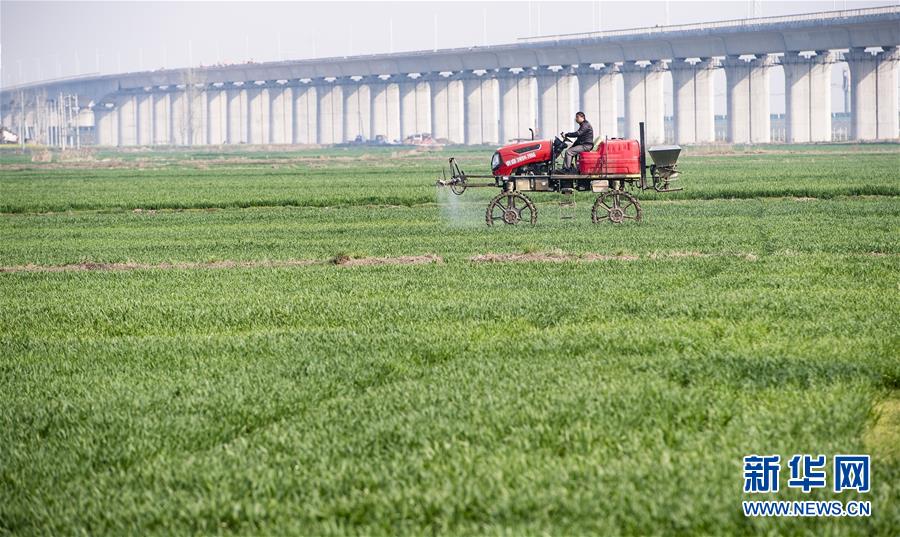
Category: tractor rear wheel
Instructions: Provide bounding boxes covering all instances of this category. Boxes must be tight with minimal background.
[592,190,642,224]
[486,192,537,226]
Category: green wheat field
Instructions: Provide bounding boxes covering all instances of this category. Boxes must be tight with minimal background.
[1,143,898,536]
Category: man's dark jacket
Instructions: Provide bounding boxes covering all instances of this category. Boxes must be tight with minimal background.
[565,120,594,147]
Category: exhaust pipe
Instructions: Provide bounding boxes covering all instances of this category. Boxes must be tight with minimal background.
[639,121,647,190]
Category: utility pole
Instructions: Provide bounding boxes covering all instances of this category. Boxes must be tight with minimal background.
[75,94,81,149]
[19,90,25,150]
[59,93,65,150]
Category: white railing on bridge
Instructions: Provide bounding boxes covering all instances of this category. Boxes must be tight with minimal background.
[518,6,900,43]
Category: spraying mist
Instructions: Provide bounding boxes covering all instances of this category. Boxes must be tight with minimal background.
[435,186,486,228]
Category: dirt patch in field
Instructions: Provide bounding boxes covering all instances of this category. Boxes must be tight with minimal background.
[647,251,708,259]
[333,254,443,267]
[0,255,443,274]
[0,259,318,273]
[647,251,759,261]
[470,252,638,263]
[580,253,640,261]
[470,251,765,263]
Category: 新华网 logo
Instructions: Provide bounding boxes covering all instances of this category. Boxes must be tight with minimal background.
[741,454,871,517]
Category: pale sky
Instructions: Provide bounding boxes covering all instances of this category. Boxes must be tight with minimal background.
[1,0,896,114]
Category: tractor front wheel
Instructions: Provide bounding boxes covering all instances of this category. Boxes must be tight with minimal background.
[592,190,642,224]
[486,192,537,226]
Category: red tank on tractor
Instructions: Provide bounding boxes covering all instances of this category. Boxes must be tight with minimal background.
[437,122,682,226]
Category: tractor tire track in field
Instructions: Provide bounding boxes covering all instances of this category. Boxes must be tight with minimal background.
[3,251,894,274]
[1,192,898,216]
[469,252,641,263]
[0,252,725,273]
[468,251,767,262]
[0,255,443,273]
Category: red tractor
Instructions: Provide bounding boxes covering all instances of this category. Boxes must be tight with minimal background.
[438,123,682,226]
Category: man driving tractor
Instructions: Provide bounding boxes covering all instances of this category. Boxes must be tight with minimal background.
[562,112,593,171]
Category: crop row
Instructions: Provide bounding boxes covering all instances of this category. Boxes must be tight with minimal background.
[0,197,895,266]
[1,151,897,213]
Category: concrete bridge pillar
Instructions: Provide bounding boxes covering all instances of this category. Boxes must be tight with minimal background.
[414,78,431,137]
[292,83,317,144]
[169,89,188,145]
[136,93,153,145]
[174,86,208,147]
[398,76,417,141]
[845,48,878,140]
[94,105,118,146]
[874,47,899,140]
[152,92,170,145]
[498,69,536,143]
[342,79,370,142]
[670,58,717,144]
[116,95,137,146]
[621,61,666,145]
[246,85,270,145]
[723,55,773,144]
[536,67,577,140]
[369,76,389,141]
[226,84,247,144]
[782,51,834,143]
[398,76,431,140]
[723,57,750,143]
[429,73,464,143]
[317,79,344,145]
[462,73,482,144]
[269,85,292,144]
[429,74,448,142]
[463,71,498,145]
[385,81,401,142]
[369,76,400,142]
[748,57,774,144]
[577,64,619,139]
[846,47,899,140]
[207,87,227,145]
[317,80,344,144]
